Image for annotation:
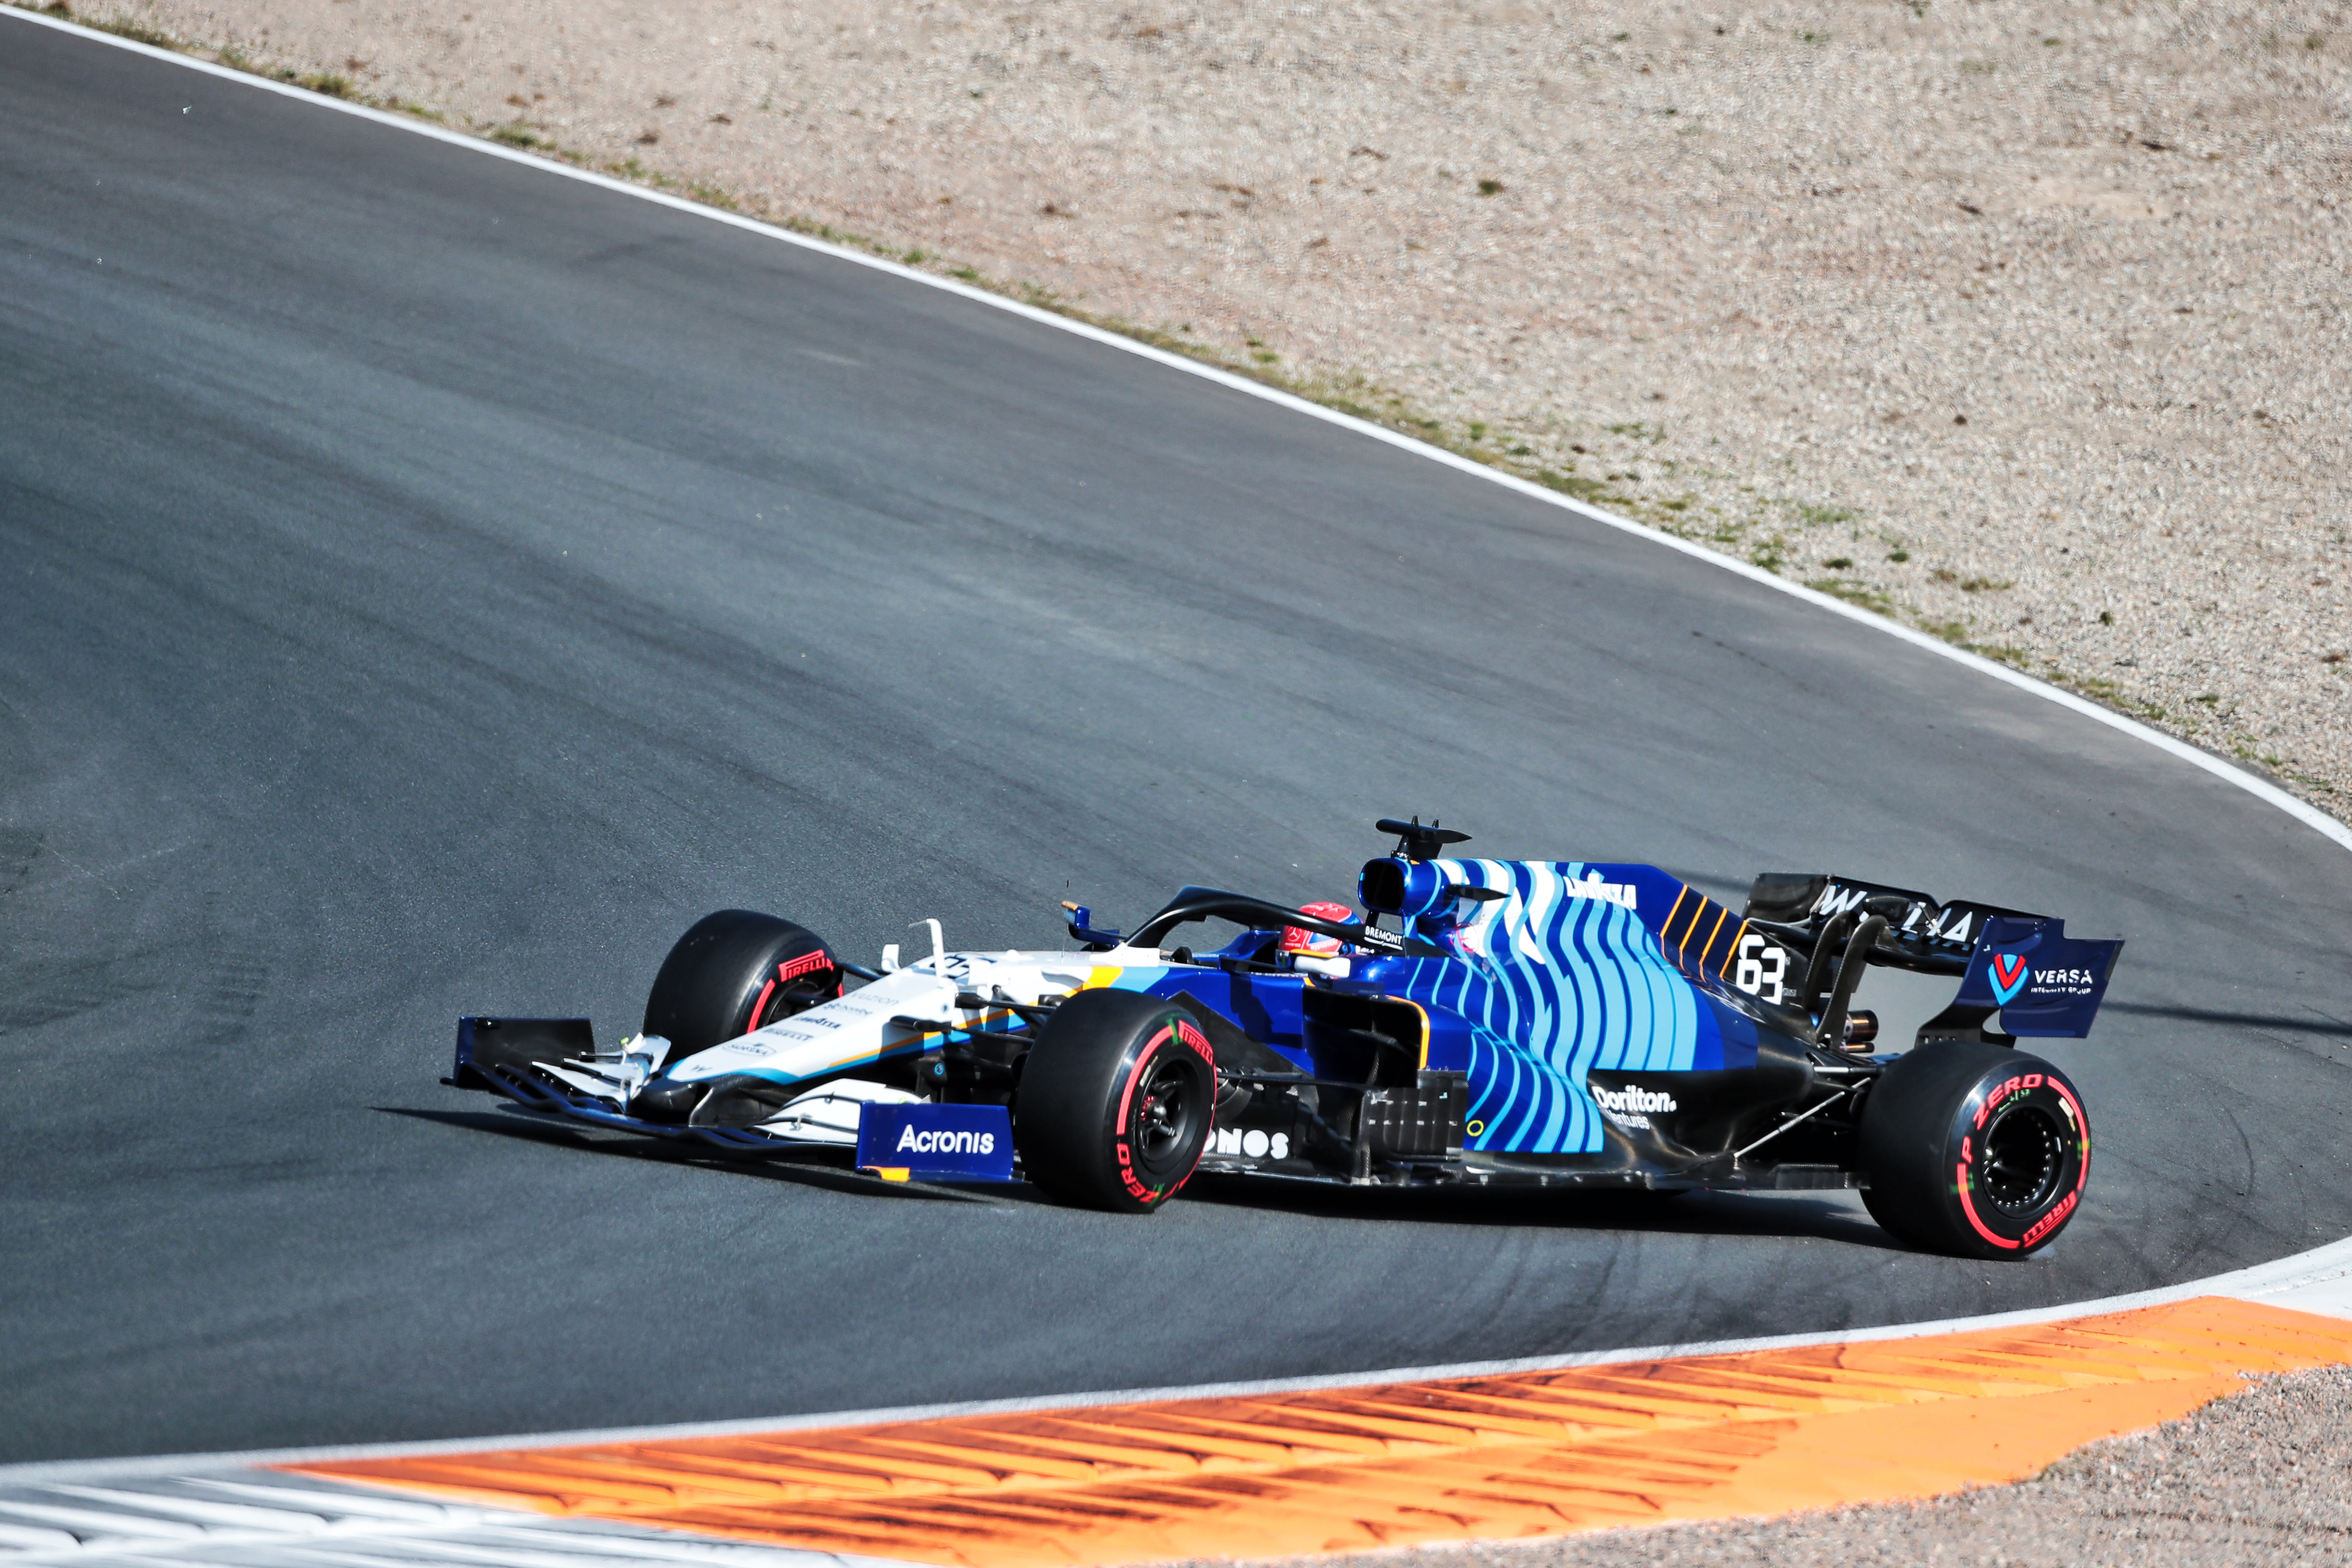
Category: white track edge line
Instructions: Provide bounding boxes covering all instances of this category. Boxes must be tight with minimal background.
[9,1237,2352,1487]
[12,0,2352,1483]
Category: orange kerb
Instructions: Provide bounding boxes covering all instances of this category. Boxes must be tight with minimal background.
[293,1295,2352,1566]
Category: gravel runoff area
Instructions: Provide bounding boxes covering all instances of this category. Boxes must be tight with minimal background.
[1158,1363,2352,1567]
[42,0,2351,817]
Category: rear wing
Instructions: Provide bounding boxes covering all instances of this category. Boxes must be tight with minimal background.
[1746,873,2123,1043]
[1745,872,2028,975]
[1950,915,2125,1039]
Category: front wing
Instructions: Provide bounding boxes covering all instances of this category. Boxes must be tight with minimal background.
[452,1017,1014,1180]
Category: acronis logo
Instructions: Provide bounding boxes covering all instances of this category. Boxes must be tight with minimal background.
[857,1103,1015,1179]
[895,1125,997,1156]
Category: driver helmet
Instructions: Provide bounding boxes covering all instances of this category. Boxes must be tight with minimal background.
[1280,902,1357,959]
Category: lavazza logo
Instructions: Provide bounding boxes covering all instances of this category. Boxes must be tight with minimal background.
[1563,872,1638,910]
[1592,1083,1678,1129]
[895,1125,996,1156]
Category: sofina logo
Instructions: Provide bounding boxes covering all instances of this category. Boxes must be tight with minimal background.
[1990,951,2031,1006]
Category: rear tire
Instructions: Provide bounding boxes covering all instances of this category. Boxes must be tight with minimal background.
[1859,1185,1923,1249]
[1014,989,1216,1213]
[641,909,839,1063]
[1859,1042,2090,1259]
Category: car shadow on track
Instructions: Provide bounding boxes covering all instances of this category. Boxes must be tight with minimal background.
[378,1107,1904,1244]
[1182,1173,1904,1249]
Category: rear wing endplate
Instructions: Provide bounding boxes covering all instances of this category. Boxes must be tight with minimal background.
[1954,916,2125,1038]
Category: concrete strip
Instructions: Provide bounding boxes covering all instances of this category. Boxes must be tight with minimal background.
[0,1470,910,1566]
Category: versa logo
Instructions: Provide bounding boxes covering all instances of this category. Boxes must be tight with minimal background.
[1990,951,2031,1005]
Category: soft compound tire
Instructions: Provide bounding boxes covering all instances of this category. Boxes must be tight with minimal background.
[1014,989,1216,1213]
[641,909,839,1063]
[1858,1042,2091,1259]
[1859,1185,1924,1249]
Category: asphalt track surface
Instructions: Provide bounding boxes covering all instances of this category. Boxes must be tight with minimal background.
[6,19,2352,1467]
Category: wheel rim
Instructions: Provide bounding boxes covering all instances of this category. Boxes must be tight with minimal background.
[1129,1051,1204,1173]
[1979,1101,2067,1216]
[748,965,837,1032]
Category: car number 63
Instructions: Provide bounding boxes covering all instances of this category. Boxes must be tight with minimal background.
[1734,934,1788,1004]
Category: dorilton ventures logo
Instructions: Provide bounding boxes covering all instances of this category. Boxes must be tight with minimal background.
[1593,1084,1678,1129]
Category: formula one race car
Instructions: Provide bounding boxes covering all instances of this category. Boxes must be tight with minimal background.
[450,820,2123,1259]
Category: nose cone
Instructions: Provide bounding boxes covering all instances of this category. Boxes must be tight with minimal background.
[631,1077,707,1124]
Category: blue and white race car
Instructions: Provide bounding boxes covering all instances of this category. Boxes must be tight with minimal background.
[451,819,2123,1258]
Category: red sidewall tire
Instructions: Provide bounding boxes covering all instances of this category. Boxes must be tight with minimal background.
[1111,1019,1217,1205]
[1859,1043,2091,1260]
[1015,989,1216,1213]
[642,909,839,1063]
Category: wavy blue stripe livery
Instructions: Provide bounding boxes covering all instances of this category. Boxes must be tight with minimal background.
[1368,860,1748,1154]
[1108,861,1768,1157]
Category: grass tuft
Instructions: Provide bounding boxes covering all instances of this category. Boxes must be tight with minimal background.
[1533,469,1614,504]
[87,9,181,48]
[1807,577,1894,615]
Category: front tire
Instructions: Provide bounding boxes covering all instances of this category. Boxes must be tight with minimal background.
[641,909,839,1063]
[1859,1042,2090,1259]
[1014,989,1216,1213]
